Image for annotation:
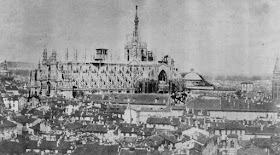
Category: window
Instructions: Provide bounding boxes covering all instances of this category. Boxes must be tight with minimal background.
[97,50,102,55]
[230,140,234,148]
[127,50,130,61]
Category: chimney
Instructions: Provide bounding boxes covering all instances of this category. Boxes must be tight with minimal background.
[56,139,60,147]
[37,139,42,147]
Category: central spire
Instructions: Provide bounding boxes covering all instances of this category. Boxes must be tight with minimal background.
[133,5,139,42]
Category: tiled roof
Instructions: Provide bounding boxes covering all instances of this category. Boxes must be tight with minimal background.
[219,97,277,112]
[119,148,147,155]
[5,85,18,91]
[146,117,171,125]
[90,93,169,105]
[26,140,38,149]
[237,144,267,155]
[211,122,245,130]
[186,98,220,110]
[0,141,25,154]
[58,141,73,154]
[250,138,271,148]
[138,127,154,136]
[171,117,180,126]
[190,142,202,152]
[30,123,40,131]
[0,116,16,128]
[64,122,84,130]
[144,135,165,147]
[107,105,125,114]
[83,125,107,133]
[245,126,280,135]
[195,134,209,145]
[39,140,57,150]
[72,143,118,155]
[159,133,177,143]
[120,126,140,134]
[186,97,278,112]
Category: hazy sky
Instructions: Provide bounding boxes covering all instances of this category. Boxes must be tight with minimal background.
[0,0,279,76]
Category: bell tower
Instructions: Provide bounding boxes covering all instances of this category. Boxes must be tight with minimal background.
[272,56,280,99]
[42,48,47,65]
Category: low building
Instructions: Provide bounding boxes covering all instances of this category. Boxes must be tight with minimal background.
[5,85,19,95]
[209,122,245,141]
[146,116,178,130]
[244,125,280,140]
[183,69,214,92]
[241,81,253,92]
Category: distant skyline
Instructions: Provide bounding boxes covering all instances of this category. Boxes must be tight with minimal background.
[0,0,279,76]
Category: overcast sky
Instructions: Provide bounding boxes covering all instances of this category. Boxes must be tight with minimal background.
[0,0,279,76]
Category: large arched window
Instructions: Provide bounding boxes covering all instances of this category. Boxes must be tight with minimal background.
[127,50,130,61]
[230,140,234,148]
[158,70,167,82]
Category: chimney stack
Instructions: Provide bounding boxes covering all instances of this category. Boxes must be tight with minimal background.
[260,124,264,131]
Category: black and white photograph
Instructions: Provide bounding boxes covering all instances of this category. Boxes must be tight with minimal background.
[0,0,279,154]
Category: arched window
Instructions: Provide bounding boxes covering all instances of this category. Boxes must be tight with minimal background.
[158,70,167,82]
[230,140,234,148]
[127,50,130,61]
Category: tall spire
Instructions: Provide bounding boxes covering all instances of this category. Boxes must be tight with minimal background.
[38,60,41,70]
[65,48,69,62]
[133,5,139,42]
[274,55,280,73]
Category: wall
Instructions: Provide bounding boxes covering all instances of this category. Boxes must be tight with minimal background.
[209,111,277,121]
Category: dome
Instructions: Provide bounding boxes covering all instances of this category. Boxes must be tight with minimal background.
[183,72,202,81]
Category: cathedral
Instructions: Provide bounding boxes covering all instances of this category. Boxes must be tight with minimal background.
[28,6,182,98]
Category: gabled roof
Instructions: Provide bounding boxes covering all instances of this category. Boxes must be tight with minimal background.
[159,133,177,143]
[12,116,37,124]
[146,117,171,125]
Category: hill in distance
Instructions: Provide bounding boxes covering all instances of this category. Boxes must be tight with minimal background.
[0,61,37,70]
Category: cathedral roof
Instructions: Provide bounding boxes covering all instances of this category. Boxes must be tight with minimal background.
[183,71,203,81]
